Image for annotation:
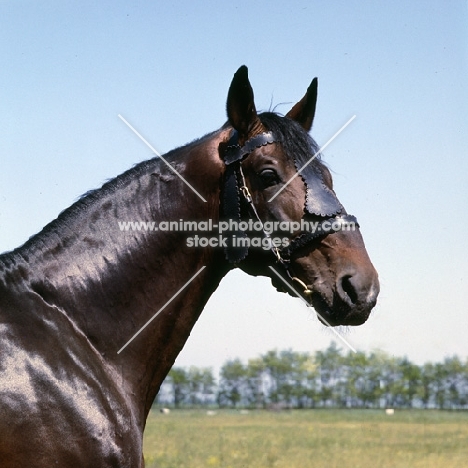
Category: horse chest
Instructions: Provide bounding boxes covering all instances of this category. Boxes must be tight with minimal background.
[0,290,142,467]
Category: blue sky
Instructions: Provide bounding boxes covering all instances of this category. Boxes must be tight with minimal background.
[1,1,467,371]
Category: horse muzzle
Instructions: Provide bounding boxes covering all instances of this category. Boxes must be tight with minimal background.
[309,269,380,327]
[271,264,378,326]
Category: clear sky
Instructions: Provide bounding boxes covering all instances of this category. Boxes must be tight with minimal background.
[1,1,467,372]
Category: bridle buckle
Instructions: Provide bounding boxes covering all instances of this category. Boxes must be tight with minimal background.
[240,185,252,202]
[272,246,282,262]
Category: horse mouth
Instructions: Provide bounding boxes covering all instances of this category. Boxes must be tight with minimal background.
[271,274,372,327]
[310,292,370,327]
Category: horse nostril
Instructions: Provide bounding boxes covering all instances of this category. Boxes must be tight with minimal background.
[340,275,359,305]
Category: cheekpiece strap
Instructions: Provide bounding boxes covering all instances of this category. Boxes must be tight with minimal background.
[221,130,277,263]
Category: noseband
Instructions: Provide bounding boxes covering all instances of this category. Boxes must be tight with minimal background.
[221,130,359,292]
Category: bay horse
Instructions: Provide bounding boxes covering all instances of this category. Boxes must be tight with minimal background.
[0,66,379,467]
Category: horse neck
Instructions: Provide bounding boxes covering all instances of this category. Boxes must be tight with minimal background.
[6,128,231,420]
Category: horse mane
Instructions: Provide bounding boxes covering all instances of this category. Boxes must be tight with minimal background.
[1,131,220,262]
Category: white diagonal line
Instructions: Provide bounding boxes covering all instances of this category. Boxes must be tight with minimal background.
[268,266,356,353]
[268,115,356,202]
[117,266,206,354]
[118,114,207,202]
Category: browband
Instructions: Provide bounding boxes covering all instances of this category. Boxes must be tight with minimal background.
[223,131,276,165]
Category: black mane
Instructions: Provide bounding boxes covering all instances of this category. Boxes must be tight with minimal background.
[1,129,225,262]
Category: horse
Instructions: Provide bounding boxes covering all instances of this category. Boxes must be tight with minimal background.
[0,66,379,467]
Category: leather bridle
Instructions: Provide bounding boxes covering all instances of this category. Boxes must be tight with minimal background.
[221,130,359,294]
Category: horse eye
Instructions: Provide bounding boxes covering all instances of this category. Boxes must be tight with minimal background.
[258,169,279,187]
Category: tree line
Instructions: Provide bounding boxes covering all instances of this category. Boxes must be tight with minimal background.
[155,343,468,410]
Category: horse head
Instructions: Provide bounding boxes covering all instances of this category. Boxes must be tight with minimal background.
[222,66,379,326]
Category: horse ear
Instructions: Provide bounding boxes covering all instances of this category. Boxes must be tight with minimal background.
[226,65,260,137]
[286,77,318,132]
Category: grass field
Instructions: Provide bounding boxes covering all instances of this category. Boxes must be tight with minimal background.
[143,408,468,468]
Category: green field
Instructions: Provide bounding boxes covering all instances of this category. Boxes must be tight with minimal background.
[143,409,468,468]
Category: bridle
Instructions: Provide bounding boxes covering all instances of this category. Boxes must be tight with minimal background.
[221,130,359,295]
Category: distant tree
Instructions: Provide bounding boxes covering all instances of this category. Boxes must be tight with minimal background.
[166,367,190,408]
[315,342,344,407]
[440,356,466,409]
[218,359,247,408]
[418,362,435,409]
[200,368,217,405]
[378,355,404,408]
[261,350,295,405]
[245,357,266,408]
[398,358,421,408]
[460,358,468,408]
[461,359,468,408]
[345,351,375,407]
[365,351,389,408]
[433,362,450,409]
[187,367,216,406]
[261,349,315,408]
[258,350,281,404]
[301,358,320,408]
[289,352,318,409]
